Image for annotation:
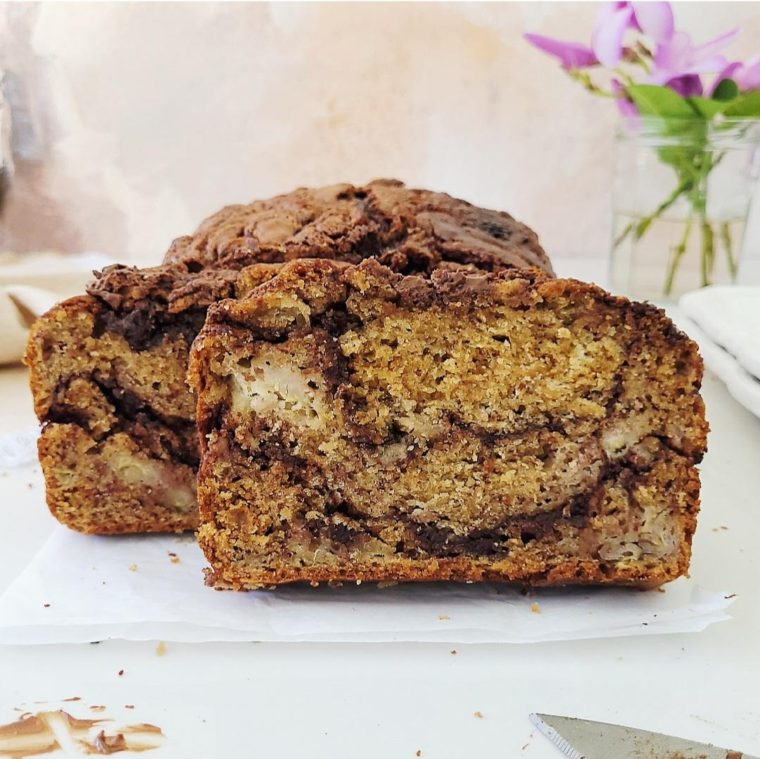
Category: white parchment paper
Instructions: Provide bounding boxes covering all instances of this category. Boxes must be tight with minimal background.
[0,528,734,644]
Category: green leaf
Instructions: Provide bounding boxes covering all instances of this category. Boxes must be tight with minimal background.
[687,96,731,119]
[712,78,739,102]
[627,84,699,119]
[687,79,741,119]
[724,90,760,118]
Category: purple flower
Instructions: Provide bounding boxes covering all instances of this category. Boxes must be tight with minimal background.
[649,28,738,86]
[592,2,674,67]
[612,78,639,118]
[523,33,597,70]
[737,56,760,90]
[712,55,760,93]
[628,2,674,42]
[666,74,704,97]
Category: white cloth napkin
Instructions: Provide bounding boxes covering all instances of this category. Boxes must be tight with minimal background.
[678,286,760,418]
[0,253,112,365]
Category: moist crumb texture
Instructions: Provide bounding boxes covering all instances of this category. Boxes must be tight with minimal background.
[25,180,551,534]
[189,259,707,589]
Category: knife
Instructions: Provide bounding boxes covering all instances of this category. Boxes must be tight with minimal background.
[530,713,759,759]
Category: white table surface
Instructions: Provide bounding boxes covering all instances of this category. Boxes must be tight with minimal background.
[1,294,760,757]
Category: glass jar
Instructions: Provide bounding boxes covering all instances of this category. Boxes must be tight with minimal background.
[610,117,760,302]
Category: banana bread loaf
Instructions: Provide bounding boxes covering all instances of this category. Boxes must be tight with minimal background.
[190,259,707,589]
[26,180,550,533]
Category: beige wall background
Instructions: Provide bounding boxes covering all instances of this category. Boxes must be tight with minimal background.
[0,1,758,264]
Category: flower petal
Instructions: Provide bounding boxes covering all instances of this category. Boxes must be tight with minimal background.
[595,2,629,31]
[687,54,730,75]
[611,78,639,118]
[631,2,674,43]
[691,28,739,61]
[654,31,691,71]
[524,33,598,69]
[647,69,672,86]
[666,74,703,97]
[735,55,760,91]
[616,97,640,119]
[592,5,635,67]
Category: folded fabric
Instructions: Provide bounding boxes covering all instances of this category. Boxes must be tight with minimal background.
[680,286,760,381]
[678,286,760,418]
[0,253,112,365]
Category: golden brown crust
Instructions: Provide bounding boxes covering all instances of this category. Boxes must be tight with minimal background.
[192,259,707,590]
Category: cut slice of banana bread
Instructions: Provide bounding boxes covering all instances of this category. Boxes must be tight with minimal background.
[26,180,551,534]
[190,258,707,589]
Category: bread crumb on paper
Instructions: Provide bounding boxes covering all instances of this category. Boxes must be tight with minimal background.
[473,711,484,719]
[155,641,167,657]
[438,614,450,621]
[128,564,138,572]
[530,602,541,614]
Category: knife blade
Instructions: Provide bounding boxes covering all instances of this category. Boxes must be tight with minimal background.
[530,713,759,759]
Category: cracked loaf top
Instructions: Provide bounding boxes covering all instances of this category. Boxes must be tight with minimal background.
[86,179,553,325]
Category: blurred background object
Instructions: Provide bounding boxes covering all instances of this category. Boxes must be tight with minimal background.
[0,68,12,218]
[0,252,111,364]
[0,1,758,273]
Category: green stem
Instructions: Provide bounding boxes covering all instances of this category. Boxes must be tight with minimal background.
[700,219,714,287]
[691,149,714,288]
[720,221,738,280]
[613,67,636,86]
[614,176,693,249]
[567,69,617,97]
[664,214,694,296]
[614,220,635,248]
[638,176,694,237]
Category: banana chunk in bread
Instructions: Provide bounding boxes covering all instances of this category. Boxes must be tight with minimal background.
[189,259,707,589]
[26,180,550,533]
